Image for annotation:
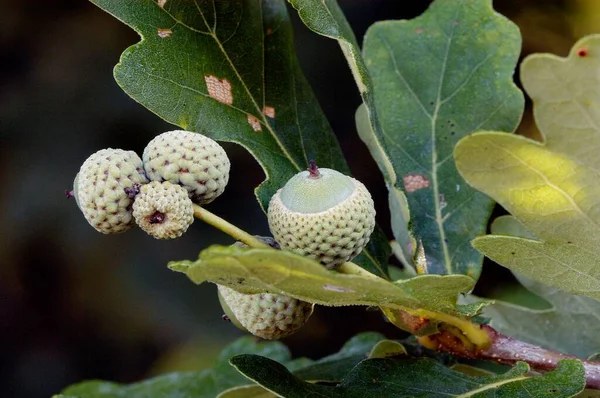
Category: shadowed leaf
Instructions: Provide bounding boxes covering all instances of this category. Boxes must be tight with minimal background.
[232,355,585,397]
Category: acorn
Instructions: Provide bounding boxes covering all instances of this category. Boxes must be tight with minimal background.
[132,181,194,239]
[217,238,314,340]
[142,130,230,205]
[267,162,376,269]
[218,285,314,340]
[73,148,149,234]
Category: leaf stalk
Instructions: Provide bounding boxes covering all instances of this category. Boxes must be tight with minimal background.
[192,204,271,249]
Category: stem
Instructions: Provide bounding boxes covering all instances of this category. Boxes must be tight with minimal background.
[192,204,271,249]
[308,160,320,178]
[412,308,490,349]
[420,324,600,389]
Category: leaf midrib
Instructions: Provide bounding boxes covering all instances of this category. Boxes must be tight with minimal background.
[455,375,529,397]
[158,0,303,172]
[379,8,462,274]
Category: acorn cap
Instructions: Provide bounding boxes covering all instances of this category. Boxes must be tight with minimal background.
[268,167,376,268]
[279,168,356,213]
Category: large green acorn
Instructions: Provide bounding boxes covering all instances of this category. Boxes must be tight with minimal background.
[267,162,376,269]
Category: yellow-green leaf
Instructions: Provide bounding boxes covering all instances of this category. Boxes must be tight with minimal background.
[169,245,480,317]
[455,34,600,299]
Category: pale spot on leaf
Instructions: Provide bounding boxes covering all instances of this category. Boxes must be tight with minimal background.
[247,114,262,132]
[157,0,167,8]
[157,28,172,38]
[404,173,429,193]
[323,284,355,293]
[205,75,233,105]
[263,106,275,119]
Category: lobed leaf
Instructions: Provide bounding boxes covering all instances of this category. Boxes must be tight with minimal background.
[89,0,390,277]
[361,0,524,277]
[479,216,600,359]
[169,245,482,317]
[291,332,387,382]
[288,0,524,278]
[232,355,585,397]
[455,34,600,299]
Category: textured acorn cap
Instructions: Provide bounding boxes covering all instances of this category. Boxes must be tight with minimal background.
[268,168,376,268]
[75,148,149,234]
[217,285,314,340]
[132,181,194,239]
[143,130,230,204]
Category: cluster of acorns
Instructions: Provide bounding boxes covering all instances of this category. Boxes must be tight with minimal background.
[71,130,376,340]
[71,130,230,239]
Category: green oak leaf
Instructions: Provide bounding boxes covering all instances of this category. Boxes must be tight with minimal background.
[218,332,386,397]
[455,34,600,300]
[169,244,483,318]
[217,385,275,398]
[367,340,407,359]
[287,0,524,277]
[479,215,600,359]
[59,336,292,398]
[288,0,419,270]
[292,332,385,382]
[356,103,415,269]
[486,271,600,360]
[90,0,390,278]
[231,355,585,397]
[361,0,524,277]
[481,216,553,311]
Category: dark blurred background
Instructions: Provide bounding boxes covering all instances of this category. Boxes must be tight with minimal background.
[0,0,594,396]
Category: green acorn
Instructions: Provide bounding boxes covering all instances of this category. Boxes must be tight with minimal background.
[267,162,376,269]
[132,181,194,239]
[73,148,149,234]
[217,238,313,340]
[142,130,230,204]
[218,285,314,340]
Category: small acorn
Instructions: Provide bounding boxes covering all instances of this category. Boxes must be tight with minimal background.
[218,285,314,340]
[132,181,194,239]
[217,238,313,340]
[143,130,230,204]
[267,162,376,269]
[73,148,149,234]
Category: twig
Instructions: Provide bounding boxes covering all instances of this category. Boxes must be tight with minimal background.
[421,323,600,389]
[192,204,271,249]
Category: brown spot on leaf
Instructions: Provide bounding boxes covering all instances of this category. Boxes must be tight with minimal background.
[157,0,167,8]
[157,28,172,38]
[263,106,275,118]
[577,47,589,57]
[247,114,262,132]
[404,173,429,193]
[266,28,273,35]
[415,27,423,34]
[205,75,233,105]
